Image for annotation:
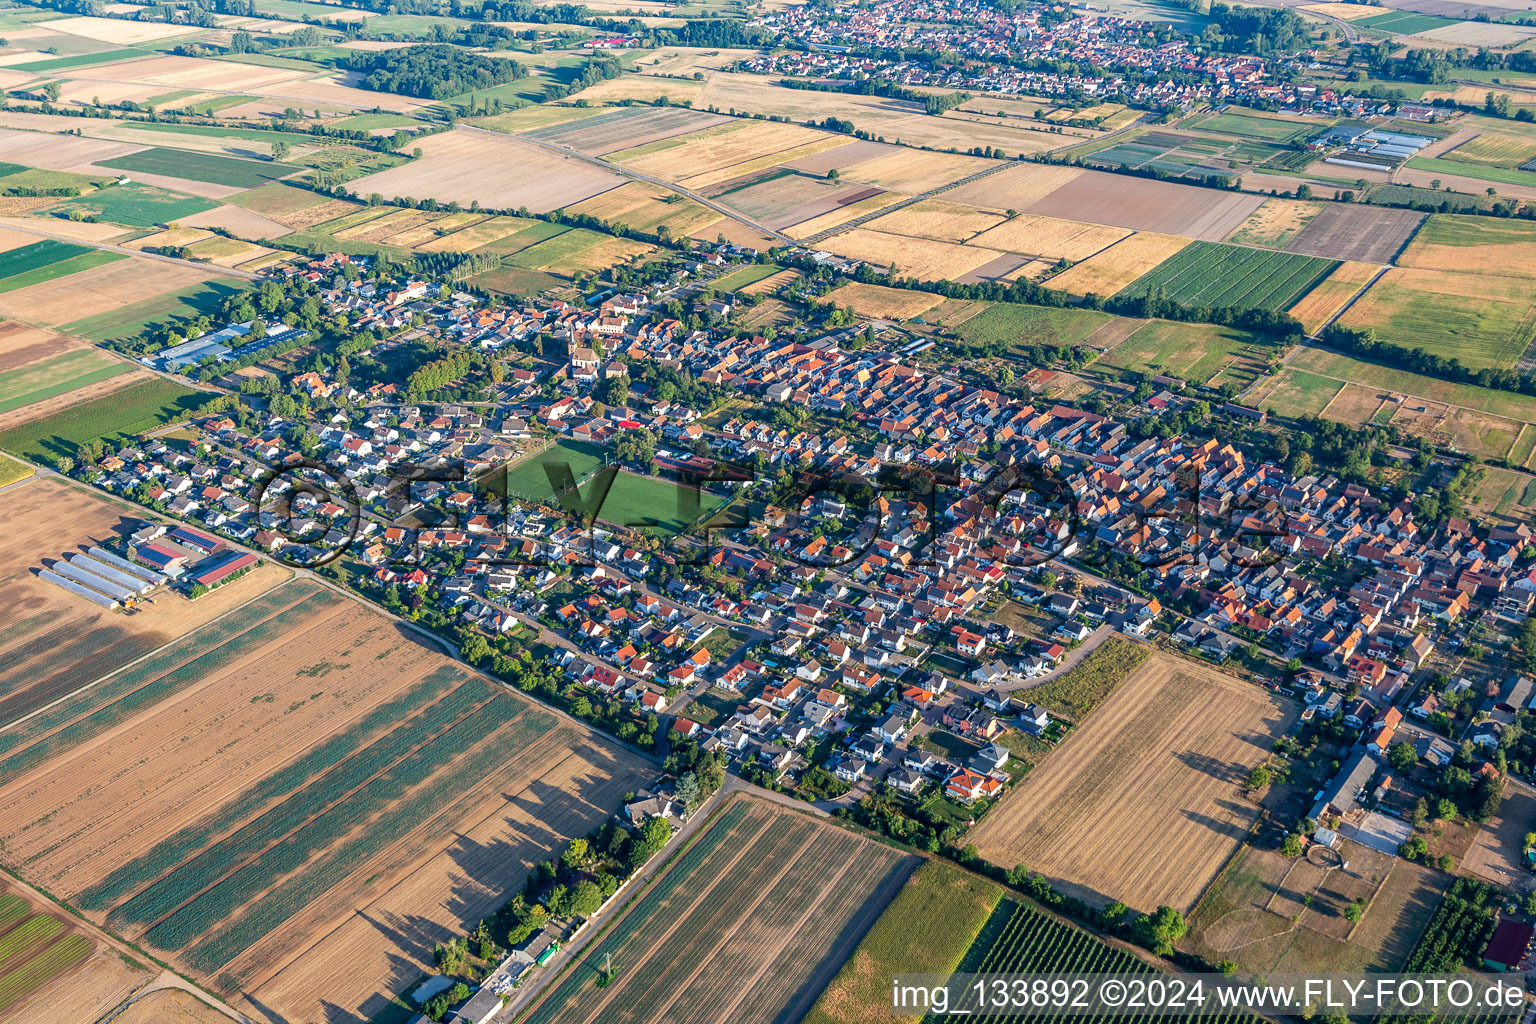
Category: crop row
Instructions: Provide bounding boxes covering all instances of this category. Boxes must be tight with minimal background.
[0,897,28,933]
[0,582,324,770]
[181,699,552,970]
[1121,242,1335,312]
[0,934,92,1013]
[111,674,498,930]
[524,806,780,1024]
[0,241,87,280]
[80,665,467,911]
[0,916,64,974]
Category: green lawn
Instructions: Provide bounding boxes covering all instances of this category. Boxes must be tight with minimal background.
[706,262,784,294]
[46,182,217,228]
[0,378,210,464]
[953,301,1115,352]
[0,250,123,294]
[1092,320,1278,387]
[95,148,303,188]
[1407,155,1536,189]
[1117,241,1338,312]
[0,349,132,415]
[497,439,724,535]
[61,281,247,343]
[327,113,425,131]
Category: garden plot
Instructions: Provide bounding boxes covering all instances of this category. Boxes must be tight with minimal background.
[521,796,915,1024]
[521,104,731,155]
[967,653,1294,914]
[345,128,624,212]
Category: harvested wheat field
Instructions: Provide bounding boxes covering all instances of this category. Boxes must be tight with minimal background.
[838,147,997,194]
[0,369,155,434]
[1044,232,1192,297]
[108,989,237,1024]
[1286,260,1381,334]
[179,203,291,239]
[944,163,1084,211]
[566,180,722,236]
[1024,169,1264,241]
[415,215,537,253]
[968,214,1131,261]
[0,478,291,728]
[820,228,1004,281]
[785,192,904,240]
[44,14,199,42]
[60,54,309,92]
[0,576,650,1024]
[823,281,943,320]
[0,128,140,174]
[0,258,218,327]
[346,128,623,212]
[968,653,1295,913]
[862,199,1005,243]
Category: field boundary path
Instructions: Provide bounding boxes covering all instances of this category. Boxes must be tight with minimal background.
[0,218,261,281]
[461,125,797,245]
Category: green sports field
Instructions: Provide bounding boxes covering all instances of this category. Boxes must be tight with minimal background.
[0,350,132,416]
[95,148,303,189]
[0,377,210,463]
[1116,241,1338,311]
[499,439,725,535]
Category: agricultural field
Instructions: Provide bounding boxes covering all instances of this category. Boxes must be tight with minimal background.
[0,452,30,487]
[54,278,246,342]
[0,348,131,416]
[0,239,122,295]
[803,859,1003,1024]
[107,989,236,1024]
[520,104,732,156]
[1284,204,1426,264]
[1224,198,1324,248]
[1184,840,1446,975]
[1043,231,1191,298]
[822,281,943,321]
[94,148,302,189]
[565,180,722,238]
[0,884,106,1019]
[346,128,625,212]
[1013,169,1264,241]
[1189,109,1314,143]
[624,120,847,192]
[1334,267,1536,371]
[1407,154,1536,190]
[967,652,1296,913]
[0,577,652,1023]
[1285,261,1382,334]
[1397,213,1536,279]
[1250,368,1346,420]
[522,795,915,1024]
[1091,320,1280,388]
[817,228,1005,281]
[953,301,1118,354]
[0,375,209,463]
[1116,241,1338,311]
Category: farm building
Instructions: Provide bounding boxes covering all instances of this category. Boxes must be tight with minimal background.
[50,560,135,603]
[67,553,155,595]
[188,550,258,588]
[169,526,224,555]
[87,545,166,585]
[1482,919,1533,972]
[132,541,189,576]
[39,568,118,609]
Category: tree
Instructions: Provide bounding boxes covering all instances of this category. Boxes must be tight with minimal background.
[460,633,492,666]
[271,140,290,162]
[1280,833,1304,857]
[1245,765,1271,790]
[562,838,589,867]
[1345,901,1364,923]
[675,771,700,810]
[1399,835,1428,861]
[1386,740,1417,772]
[1137,906,1187,955]
[568,879,603,918]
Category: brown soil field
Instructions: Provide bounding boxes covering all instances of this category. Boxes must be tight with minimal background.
[1464,786,1536,892]
[530,105,731,156]
[862,198,1006,243]
[944,164,1085,211]
[1224,198,1324,248]
[967,653,1295,913]
[0,368,153,433]
[819,227,1004,281]
[0,478,290,726]
[1386,395,1449,438]
[968,214,1131,261]
[823,281,943,320]
[1043,232,1192,297]
[0,570,650,1024]
[110,989,238,1024]
[687,217,778,249]
[1320,383,1390,428]
[1442,405,1523,460]
[346,128,624,212]
[180,203,291,239]
[0,128,141,174]
[1286,204,1426,263]
[1023,169,1265,241]
[0,258,216,327]
[0,322,90,374]
[837,147,997,194]
[786,139,901,176]
[1286,260,1381,334]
